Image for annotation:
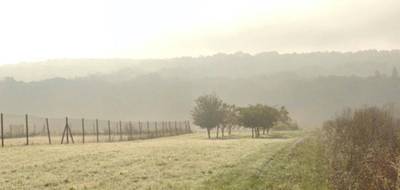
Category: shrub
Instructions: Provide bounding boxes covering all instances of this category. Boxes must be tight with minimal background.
[323,106,400,190]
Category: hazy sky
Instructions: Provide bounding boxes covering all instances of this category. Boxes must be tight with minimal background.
[0,0,399,64]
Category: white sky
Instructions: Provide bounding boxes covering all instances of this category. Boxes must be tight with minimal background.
[0,0,399,64]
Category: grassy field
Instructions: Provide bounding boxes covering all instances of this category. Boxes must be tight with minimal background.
[0,130,326,190]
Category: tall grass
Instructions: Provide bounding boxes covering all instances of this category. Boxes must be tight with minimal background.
[323,106,400,190]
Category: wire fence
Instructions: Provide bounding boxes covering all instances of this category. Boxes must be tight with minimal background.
[0,113,191,147]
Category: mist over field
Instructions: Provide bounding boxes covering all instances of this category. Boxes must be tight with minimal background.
[0,50,399,126]
[3,0,400,189]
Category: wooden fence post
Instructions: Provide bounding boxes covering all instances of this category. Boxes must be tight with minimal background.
[108,120,111,142]
[119,120,122,141]
[96,119,99,143]
[138,121,142,138]
[66,117,69,144]
[168,121,171,136]
[1,113,3,147]
[46,118,51,144]
[68,117,75,144]
[129,121,132,140]
[166,121,168,135]
[155,121,158,137]
[146,121,150,138]
[67,117,75,143]
[25,114,29,145]
[81,118,85,144]
[61,123,66,144]
[161,121,164,136]
[174,120,178,135]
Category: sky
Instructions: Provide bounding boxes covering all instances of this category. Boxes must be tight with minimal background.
[0,0,399,64]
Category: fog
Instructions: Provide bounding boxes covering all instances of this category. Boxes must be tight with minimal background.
[0,0,400,127]
[1,0,400,63]
[0,50,400,127]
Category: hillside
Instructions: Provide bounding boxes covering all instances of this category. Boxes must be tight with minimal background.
[1,50,400,126]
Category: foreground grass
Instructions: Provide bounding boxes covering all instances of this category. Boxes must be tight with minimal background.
[0,131,314,190]
[201,132,329,190]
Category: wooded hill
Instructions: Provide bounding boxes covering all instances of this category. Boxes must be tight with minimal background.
[1,50,400,126]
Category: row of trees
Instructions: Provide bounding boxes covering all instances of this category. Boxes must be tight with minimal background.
[191,94,293,139]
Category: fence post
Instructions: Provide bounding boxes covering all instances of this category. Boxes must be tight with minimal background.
[46,118,51,144]
[96,119,99,143]
[81,118,85,144]
[129,121,133,140]
[146,121,150,138]
[67,117,75,144]
[66,117,69,144]
[1,113,3,147]
[155,121,158,137]
[168,121,171,136]
[108,120,111,142]
[165,121,167,135]
[138,121,142,138]
[61,122,66,144]
[139,121,143,138]
[166,121,168,135]
[161,121,164,136]
[119,120,122,141]
[25,114,29,145]
[174,120,178,135]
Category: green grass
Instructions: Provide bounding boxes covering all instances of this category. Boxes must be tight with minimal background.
[200,132,329,190]
[0,130,326,190]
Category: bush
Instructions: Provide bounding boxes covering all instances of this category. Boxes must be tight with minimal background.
[323,106,400,190]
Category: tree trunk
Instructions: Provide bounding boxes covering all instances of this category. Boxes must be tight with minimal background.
[221,125,225,139]
[207,128,211,139]
[251,127,254,138]
[267,128,270,134]
[263,128,266,135]
[216,126,219,139]
[228,125,232,135]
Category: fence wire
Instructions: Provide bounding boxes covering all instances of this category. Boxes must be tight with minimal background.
[0,113,191,147]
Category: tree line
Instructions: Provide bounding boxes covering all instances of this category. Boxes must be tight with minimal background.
[191,94,296,139]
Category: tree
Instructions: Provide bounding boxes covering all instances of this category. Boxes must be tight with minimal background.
[238,104,281,138]
[226,104,239,136]
[218,103,228,139]
[219,103,239,139]
[238,105,259,138]
[261,105,280,135]
[192,94,224,139]
[279,106,290,123]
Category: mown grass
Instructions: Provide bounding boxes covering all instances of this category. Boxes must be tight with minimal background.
[201,132,329,190]
[0,132,315,189]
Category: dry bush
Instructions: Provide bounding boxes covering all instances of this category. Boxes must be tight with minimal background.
[323,106,400,190]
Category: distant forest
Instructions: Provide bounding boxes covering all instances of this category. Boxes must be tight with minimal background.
[1,50,400,126]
